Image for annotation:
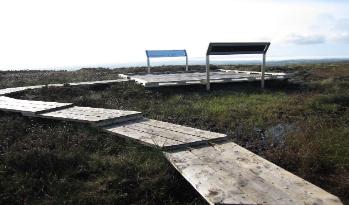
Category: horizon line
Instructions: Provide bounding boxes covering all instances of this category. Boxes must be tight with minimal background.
[1,56,349,71]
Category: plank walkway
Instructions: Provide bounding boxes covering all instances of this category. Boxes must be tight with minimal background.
[103,118,227,150]
[0,79,129,96]
[68,79,129,86]
[39,106,142,126]
[0,96,73,116]
[119,71,289,87]
[0,85,47,96]
[0,79,343,205]
[165,141,342,205]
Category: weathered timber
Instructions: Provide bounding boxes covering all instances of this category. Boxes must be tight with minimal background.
[102,118,228,150]
[0,79,129,96]
[0,96,73,115]
[68,79,129,86]
[120,71,289,87]
[39,106,142,126]
[165,141,343,205]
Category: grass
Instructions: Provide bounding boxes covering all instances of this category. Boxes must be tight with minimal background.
[1,63,349,204]
[0,113,205,205]
[0,68,121,89]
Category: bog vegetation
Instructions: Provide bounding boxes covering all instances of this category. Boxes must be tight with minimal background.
[0,63,348,204]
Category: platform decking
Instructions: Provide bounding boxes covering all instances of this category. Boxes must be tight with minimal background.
[166,141,342,205]
[0,96,73,115]
[218,69,291,77]
[103,118,227,150]
[67,79,129,86]
[119,71,289,87]
[39,106,142,126]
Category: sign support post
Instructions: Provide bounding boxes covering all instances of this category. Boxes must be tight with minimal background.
[206,42,270,91]
[206,55,210,91]
[261,53,266,89]
[185,50,189,71]
[147,57,151,73]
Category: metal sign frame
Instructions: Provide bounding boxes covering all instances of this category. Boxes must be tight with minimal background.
[145,50,188,73]
[206,42,270,91]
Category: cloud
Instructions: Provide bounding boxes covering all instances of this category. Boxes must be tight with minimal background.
[310,14,349,44]
[330,32,349,43]
[284,34,326,45]
[331,18,349,43]
[334,18,349,31]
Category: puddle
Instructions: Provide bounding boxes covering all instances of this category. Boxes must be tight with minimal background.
[255,123,298,147]
[263,123,296,147]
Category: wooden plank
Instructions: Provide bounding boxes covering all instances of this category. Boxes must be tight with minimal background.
[68,79,129,86]
[165,141,343,205]
[0,96,73,115]
[39,106,142,126]
[103,120,185,149]
[123,122,205,143]
[209,142,342,204]
[124,120,225,145]
[139,119,226,140]
[129,72,253,80]
[189,145,304,204]
[0,85,45,96]
[122,71,288,88]
[165,150,257,205]
[167,150,273,205]
[0,88,26,95]
[221,69,292,77]
[102,118,227,150]
[0,79,129,96]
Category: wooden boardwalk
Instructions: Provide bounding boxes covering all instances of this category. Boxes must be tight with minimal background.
[103,118,227,150]
[0,96,73,116]
[166,141,342,205]
[0,85,46,96]
[0,80,343,205]
[68,79,129,86]
[219,69,291,77]
[0,79,129,96]
[39,106,142,126]
[119,71,289,87]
